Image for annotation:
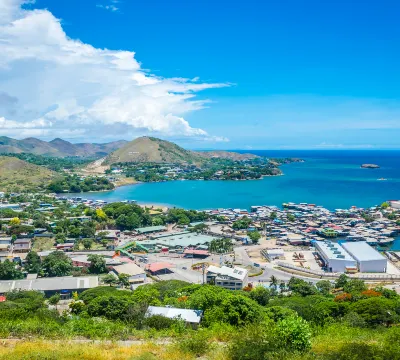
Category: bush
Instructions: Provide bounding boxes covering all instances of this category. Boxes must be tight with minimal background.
[275,316,311,353]
[228,323,276,360]
[177,330,212,357]
[143,315,176,330]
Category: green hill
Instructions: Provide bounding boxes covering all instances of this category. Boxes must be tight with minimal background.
[0,156,58,192]
[103,136,206,165]
[0,136,127,158]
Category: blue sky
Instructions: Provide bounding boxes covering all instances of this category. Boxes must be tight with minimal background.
[0,0,399,149]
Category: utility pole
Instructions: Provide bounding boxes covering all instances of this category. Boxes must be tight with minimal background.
[201,263,206,284]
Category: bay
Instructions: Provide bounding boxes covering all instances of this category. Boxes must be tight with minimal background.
[75,150,400,210]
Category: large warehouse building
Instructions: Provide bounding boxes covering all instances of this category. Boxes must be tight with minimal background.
[341,242,387,273]
[314,241,357,273]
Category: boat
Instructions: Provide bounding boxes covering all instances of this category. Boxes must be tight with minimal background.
[377,178,387,181]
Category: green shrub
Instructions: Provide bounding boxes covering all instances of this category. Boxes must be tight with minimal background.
[177,330,212,357]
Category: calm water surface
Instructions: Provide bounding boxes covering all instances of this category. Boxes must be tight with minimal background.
[75,150,400,210]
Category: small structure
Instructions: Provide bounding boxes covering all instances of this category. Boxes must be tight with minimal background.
[146,306,203,328]
[12,238,32,253]
[206,265,248,290]
[263,248,285,261]
[146,262,174,274]
[183,249,209,258]
[136,226,166,235]
[314,241,357,273]
[112,263,146,283]
[341,242,387,273]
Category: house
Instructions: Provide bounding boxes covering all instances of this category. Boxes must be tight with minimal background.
[12,238,31,253]
[0,237,12,253]
[56,243,74,251]
[206,265,248,290]
[111,263,146,283]
[146,306,203,328]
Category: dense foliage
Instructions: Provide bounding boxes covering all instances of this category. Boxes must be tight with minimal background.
[1,275,400,359]
[48,175,114,193]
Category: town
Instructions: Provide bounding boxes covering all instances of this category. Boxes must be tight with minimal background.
[1,191,400,358]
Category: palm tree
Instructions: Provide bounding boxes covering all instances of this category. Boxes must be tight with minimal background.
[270,275,278,290]
[279,281,286,293]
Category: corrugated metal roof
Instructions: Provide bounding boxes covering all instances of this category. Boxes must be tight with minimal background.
[146,306,202,324]
[0,276,99,293]
[341,242,386,262]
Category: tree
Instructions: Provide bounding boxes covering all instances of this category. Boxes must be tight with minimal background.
[82,238,93,250]
[88,254,107,274]
[41,251,73,277]
[350,297,397,326]
[343,279,367,294]
[335,274,349,289]
[287,278,317,297]
[118,273,130,288]
[316,280,333,295]
[9,217,21,226]
[24,251,42,274]
[0,259,24,280]
[55,233,66,244]
[48,293,61,310]
[247,231,261,244]
[249,286,271,306]
[381,202,390,209]
[152,217,164,226]
[270,211,277,220]
[287,213,296,222]
[270,275,278,291]
[102,273,118,286]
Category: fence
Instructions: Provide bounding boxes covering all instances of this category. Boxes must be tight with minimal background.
[276,261,400,281]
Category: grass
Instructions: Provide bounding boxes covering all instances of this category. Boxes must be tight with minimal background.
[0,156,57,192]
[0,324,397,360]
[32,238,54,252]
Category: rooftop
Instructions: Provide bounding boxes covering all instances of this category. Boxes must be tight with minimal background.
[341,242,386,262]
[112,262,145,276]
[207,265,248,281]
[314,241,354,261]
[0,276,99,293]
[146,306,203,324]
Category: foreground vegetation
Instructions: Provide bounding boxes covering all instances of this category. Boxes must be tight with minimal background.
[1,275,400,359]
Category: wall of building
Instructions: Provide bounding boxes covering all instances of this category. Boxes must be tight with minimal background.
[359,259,387,273]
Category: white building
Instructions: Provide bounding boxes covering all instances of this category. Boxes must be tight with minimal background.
[206,265,248,290]
[389,200,400,209]
[264,248,285,261]
[314,241,357,273]
[341,242,387,273]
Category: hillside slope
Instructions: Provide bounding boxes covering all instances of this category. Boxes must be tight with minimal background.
[197,151,260,161]
[104,137,206,165]
[0,136,127,158]
[0,156,58,192]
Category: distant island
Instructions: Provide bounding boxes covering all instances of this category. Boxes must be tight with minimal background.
[361,164,380,169]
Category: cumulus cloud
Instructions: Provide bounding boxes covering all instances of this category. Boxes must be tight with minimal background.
[0,0,229,141]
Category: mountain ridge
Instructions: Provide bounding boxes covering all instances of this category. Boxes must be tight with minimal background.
[0,136,128,158]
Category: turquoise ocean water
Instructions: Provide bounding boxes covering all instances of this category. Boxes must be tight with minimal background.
[76,150,400,211]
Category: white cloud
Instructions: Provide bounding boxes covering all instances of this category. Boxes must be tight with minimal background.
[0,0,229,142]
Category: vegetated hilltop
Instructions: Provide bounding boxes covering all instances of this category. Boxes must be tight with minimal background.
[103,136,206,165]
[0,156,58,192]
[197,150,260,161]
[0,136,128,158]
[103,137,263,166]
